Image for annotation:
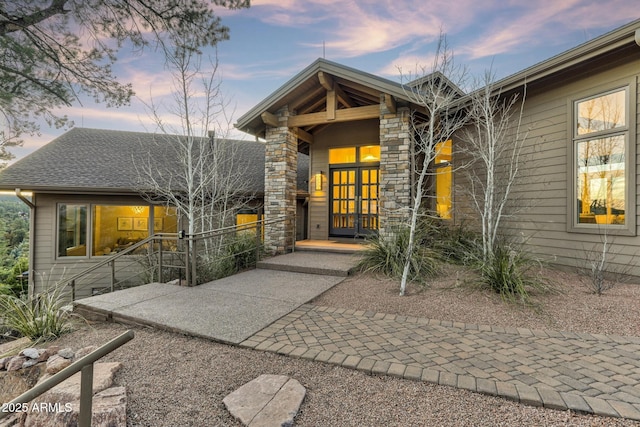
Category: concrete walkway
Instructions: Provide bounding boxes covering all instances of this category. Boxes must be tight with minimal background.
[75,250,640,421]
[74,252,356,344]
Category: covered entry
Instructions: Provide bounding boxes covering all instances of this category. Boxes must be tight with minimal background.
[234,58,420,251]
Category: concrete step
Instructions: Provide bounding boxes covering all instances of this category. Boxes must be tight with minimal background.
[294,240,367,254]
[256,251,361,277]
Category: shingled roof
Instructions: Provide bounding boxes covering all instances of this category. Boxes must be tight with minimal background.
[0,128,310,196]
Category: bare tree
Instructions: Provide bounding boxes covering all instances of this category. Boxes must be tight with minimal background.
[459,71,528,263]
[134,40,251,251]
[397,35,468,295]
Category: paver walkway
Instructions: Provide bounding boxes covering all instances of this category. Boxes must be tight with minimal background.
[241,304,640,421]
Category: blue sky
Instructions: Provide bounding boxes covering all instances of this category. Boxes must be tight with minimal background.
[10,0,640,161]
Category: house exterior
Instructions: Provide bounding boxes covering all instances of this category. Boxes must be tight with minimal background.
[235,59,446,252]
[237,19,640,277]
[0,128,309,296]
[453,19,640,277]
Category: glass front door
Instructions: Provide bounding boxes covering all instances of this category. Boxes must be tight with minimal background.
[330,167,379,237]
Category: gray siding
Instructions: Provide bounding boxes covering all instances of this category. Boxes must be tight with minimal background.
[32,193,158,299]
[454,58,640,277]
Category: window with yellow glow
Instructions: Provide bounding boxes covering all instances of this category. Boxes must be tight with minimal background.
[329,146,380,164]
[359,145,380,162]
[574,88,628,226]
[435,140,452,219]
[57,203,178,258]
[329,147,356,164]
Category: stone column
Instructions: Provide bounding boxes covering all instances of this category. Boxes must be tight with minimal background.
[379,106,412,237]
[264,107,298,254]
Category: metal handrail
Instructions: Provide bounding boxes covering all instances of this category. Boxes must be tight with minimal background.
[0,330,134,427]
[62,215,294,297]
[59,233,179,287]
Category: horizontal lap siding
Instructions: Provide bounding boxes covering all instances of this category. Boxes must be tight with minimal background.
[454,58,640,278]
[32,193,154,298]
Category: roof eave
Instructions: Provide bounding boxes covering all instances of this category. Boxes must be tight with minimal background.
[494,20,640,92]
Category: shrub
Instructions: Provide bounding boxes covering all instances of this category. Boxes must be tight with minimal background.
[477,241,549,303]
[196,232,261,283]
[425,221,481,265]
[0,286,73,341]
[357,226,440,283]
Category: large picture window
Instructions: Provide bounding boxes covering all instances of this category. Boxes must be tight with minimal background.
[574,88,628,227]
[57,203,178,258]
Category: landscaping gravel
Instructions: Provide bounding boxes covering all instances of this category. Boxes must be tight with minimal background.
[48,266,640,426]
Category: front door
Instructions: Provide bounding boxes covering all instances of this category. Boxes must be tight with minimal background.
[329,167,379,237]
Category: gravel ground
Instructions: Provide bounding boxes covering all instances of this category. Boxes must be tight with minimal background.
[48,266,640,427]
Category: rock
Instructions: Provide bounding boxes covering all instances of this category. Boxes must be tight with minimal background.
[45,345,61,356]
[38,362,122,402]
[57,348,74,360]
[0,411,26,427]
[24,386,127,427]
[24,363,126,427]
[36,349,50,363]
[6,356,27,372]
[0,364,44,402]
[45,355,72,375]
[223,374,306,427]
[0,356,10,370]
[75,345,98,360]
[22,359,39,369]
[20,348,40,359]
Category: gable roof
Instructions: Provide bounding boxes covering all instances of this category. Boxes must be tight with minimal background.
[0,128,309,196]
[235,58,428,143]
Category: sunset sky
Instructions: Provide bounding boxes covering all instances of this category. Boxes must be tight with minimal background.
[10,0,640,161]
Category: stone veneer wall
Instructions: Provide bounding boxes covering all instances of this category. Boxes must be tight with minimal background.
[264,108,298,254]
[379,106,412,237]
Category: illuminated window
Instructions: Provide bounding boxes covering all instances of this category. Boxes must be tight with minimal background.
[57,203,178,258]
[329,146,380,164]
[329,147,356,164]
[359,146,380,162]
[574,88,627,226]
[236,210,263,239]
[435,140,452,219]
[58,204,87,257]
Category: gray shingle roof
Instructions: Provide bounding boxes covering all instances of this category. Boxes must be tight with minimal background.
[0,128,309,196]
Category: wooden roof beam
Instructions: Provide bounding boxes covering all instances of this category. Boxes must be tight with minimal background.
[327,89,336,120]
[294,127,314,145]
[382,93,396,114]
[318,71,334,90]
[261,111,281,127]
[289,104,380,127]
[319,71,355,108]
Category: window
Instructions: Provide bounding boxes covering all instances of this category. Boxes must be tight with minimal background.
[58,204,88,257]
[359,145,380,162]
[328,145,380,164]
[57,203,178,258]
[434,140,452,219]
[574,88,628,227]
[236,210,261,232]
